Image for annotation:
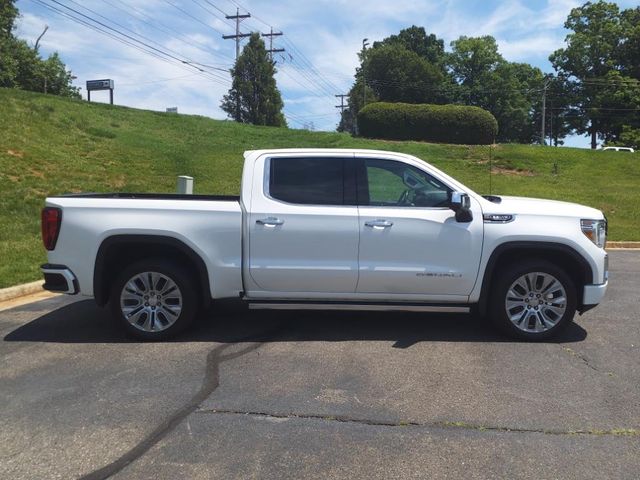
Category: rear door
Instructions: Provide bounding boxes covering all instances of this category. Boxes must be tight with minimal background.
[246,154,359,294]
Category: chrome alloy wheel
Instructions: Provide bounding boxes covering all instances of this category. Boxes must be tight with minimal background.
[119,271,183,332]
[504,272,567,333]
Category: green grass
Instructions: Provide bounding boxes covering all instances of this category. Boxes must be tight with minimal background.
[1,88,639,288]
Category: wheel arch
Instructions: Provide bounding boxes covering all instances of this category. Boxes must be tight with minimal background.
[477,241,593,317]
[94,235,212,308]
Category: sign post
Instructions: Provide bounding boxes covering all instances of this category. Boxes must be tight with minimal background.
[86,79,114,104]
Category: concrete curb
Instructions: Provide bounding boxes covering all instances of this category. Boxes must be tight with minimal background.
[607,242,640,249]
[0,281,44,303]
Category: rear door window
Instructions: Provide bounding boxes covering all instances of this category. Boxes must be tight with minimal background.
[269,157,345,205]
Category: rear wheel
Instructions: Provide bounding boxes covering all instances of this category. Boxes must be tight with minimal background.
[109,259,199,340]
[489,260,577,341]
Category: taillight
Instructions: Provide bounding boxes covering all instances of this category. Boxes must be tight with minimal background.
[41,207,62,251]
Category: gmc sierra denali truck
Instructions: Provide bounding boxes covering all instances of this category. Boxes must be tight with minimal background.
[40,149,608,341]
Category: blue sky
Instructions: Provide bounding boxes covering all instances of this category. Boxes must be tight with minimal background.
[15,0,639,147]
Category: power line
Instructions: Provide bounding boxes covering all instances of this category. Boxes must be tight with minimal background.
[277,65,335,98]
[62,0,230,83]
[200,0,230,18]
[225,0,271,28]
[33,0,230,86]
[162,0,231,38]
[101,0,233,64]
[117,73,200,86]
[282,37,343,92]
[45,0,224,78]
[220,0,344,97]
[190,0,230,25]
[279,56,339,97]
[215,3,327,94]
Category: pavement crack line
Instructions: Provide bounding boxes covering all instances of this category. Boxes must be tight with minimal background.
[78,323,287,480]
[196,408,639,437]
[562,346,598,371]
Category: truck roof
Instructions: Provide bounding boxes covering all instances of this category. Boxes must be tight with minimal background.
[243,148,415,158]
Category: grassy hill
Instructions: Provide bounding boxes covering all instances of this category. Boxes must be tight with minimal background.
[1,88,638,288]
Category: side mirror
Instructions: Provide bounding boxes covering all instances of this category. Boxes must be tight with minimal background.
[450,191,473,223]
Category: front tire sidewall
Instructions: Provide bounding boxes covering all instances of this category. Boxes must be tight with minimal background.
[490,260,577,341]
[110,259,198,340]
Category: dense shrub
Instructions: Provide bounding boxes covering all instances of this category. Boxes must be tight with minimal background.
[357,102,498,145]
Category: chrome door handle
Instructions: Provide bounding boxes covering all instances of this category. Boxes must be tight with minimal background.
[365,219,393,229]
[256,217,284,227]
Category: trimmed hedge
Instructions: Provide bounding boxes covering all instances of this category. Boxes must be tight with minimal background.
[357,102,498,145]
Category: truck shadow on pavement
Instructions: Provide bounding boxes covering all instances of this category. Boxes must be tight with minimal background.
[4,298,587,346]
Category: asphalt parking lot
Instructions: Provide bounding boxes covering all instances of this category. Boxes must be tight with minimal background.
[1,251,638,480]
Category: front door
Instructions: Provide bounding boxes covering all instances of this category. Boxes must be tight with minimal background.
[355,157,483,297]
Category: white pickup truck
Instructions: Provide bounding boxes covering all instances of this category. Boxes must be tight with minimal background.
[40,149,608,341]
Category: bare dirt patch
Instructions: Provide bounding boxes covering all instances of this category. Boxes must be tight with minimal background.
[28,168,45,179]
[492,166,535,176]
[6,150,24,158]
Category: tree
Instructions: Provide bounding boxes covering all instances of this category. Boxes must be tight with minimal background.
[587,71,640,144]
[618,6,640,80]
[0,0,79,98]
[340,26,453,134]
[341,35,447,134]
[373,25,447,72]
[448,36,503,93]
[618,126,640,149]
[543,74,578,146]
[0,0,18,39]
[363,43,443,104]
[447,36,545,143]
[489,62,544,143]
[221,33,286,127]
[549,1,638,148]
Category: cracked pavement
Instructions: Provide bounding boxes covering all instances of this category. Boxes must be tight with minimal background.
[1,251,638,479]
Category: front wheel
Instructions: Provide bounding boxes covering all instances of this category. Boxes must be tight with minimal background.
[109,259,199,340]
[489,260,577,341]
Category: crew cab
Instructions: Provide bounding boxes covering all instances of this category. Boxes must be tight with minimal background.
[40,149,608,340]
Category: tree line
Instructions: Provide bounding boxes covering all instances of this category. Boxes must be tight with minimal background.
[2,0,638,148]
[339,1,639,149]
[1,1,79,98]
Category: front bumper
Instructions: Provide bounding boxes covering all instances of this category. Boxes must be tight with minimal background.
[41,264,79,294]
[580,281,608,313]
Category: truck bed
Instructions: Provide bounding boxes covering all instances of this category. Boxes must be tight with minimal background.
[44,192,244,301]
[50,193,241,202]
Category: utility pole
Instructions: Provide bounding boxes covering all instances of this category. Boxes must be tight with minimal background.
[222,8,251,60]
[36,25,49,93]
[362,38,369,108]
[262,28,284,62]
[540,77,550,145]
[223,7,251,122]
[34,25,48,51]
[335,94,348,114]
[548,100,553,146]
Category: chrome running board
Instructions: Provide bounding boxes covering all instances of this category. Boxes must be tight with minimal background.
[248,302,469,313]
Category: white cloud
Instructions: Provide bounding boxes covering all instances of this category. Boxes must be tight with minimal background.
[496,34,564,61]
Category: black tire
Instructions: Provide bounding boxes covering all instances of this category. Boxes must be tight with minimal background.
[489,259,577,341]
[109,258,199,340]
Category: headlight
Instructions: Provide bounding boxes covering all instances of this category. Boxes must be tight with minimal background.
[581,219,607,248]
